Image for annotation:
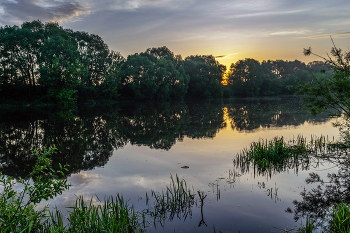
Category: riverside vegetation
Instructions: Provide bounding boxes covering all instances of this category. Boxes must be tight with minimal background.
[0,147,207,232]
[2,21,350,233]
[2,136,350,232]
[0,20,329,107]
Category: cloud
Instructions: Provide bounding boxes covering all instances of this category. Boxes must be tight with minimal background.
[268,30,310,36]
[0,0,90,26]
[304,32,350,39]
[215,53,239,59]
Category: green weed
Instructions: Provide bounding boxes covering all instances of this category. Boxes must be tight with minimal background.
[330,202,350,233]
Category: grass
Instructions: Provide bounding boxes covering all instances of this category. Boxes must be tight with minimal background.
[145,174,196,225]
[299,217,315,233]
[0,148,143,233]
[233,135,350,176]
[46,195,142,233]
[233,136,310,176]
[3,138,350,232]
[329,202,350,233]
[0,162,200,232]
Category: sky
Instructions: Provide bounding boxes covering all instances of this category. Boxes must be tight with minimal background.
[1,0,350,68]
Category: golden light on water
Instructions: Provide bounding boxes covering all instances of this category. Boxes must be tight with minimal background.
[223,107,229,124]
[221,79,228,85]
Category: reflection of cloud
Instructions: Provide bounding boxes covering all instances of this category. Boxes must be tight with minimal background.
[303,32,350,39]
[68,172,99,190]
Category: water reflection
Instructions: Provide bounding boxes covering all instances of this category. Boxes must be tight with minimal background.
[227,97,328,132]
[0,97,328,179]
[291,143,350,229]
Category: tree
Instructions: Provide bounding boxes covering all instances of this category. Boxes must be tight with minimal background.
[97,51,125,101]
[297,41,350,116]
[38,25,83,106]
[122,54,158,100]
[184,55,225,99]
[228,58,262,96]
[0,20,45,94]
[121,47,190,101]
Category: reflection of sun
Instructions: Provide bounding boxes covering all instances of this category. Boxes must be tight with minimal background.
[223,107,229,123]
[221,79,228,85]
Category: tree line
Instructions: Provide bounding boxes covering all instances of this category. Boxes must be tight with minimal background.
[0,20,329,106]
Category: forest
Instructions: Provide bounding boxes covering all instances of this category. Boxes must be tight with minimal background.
[0,20,331,106]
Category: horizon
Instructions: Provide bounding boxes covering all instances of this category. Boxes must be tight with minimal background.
[1,0,349,68]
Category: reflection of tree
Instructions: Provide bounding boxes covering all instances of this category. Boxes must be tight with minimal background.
[0,97,332,178]
[185,100,226,139]
[116,102,190,150]
[290,155,350,229]
[0,107,127,178]
[290,117,350,228]
[116,101,226,150]
[226,97,328,132]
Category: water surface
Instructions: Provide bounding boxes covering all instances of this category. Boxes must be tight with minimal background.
[0,96,341,232]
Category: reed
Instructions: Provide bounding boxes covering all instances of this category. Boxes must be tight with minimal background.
[330,202,350,233]
[233,136,309,176]
[233,135,350,176]
[46,195,143,233]
[145,174,196,224]
[299,216,314,233]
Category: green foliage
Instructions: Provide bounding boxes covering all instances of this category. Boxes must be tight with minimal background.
[146,174,196,223]
[330,202,350,233]
[0,20,44,93]
[46,195,142,232]
[0,147,143,232]
[121,47,190,101]
[228,58,263,96]
[0,147,70,232]
[227,58,317,97]
[233,136,311,176]
[184,55,224,99]
[0,20,331,104]
[0,20,125,106]
[297,42,350,116]
[299,216,314,233]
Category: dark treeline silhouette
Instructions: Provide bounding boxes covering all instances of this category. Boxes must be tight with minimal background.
[0,21,330,106]
[225,59,331,97]
[0,97,328,178]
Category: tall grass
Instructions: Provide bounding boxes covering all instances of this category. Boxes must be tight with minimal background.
[299,216,314,233]
[329,202,350,233]
[145,174,196,225]
[233,135,350,176]
[46,195,142,233]
[233,136,310,176]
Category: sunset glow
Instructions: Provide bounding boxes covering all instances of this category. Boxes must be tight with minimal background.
[1,0,349,65]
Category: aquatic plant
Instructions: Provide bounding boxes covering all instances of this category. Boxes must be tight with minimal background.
[329,202,350,233]
[0,147,70,232]
[145,174,196,225]
[47,195,142,232]
[0,147,143,233]
[299,216,315,233]
[233,135,350,177]
[233,136,310,176]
